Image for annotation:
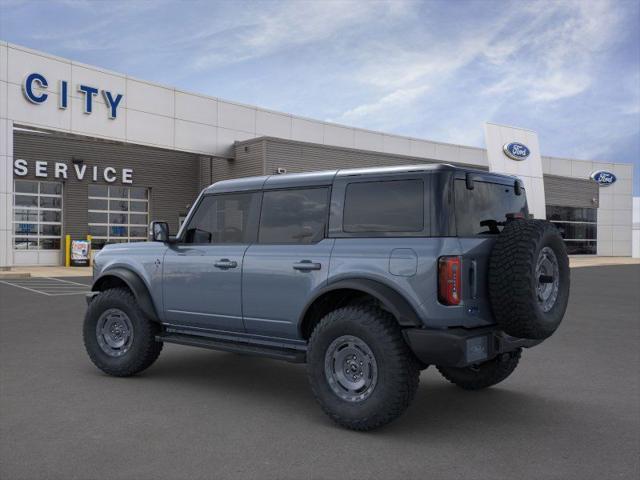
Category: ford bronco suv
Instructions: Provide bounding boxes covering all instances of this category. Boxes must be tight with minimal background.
[84,164,570,431]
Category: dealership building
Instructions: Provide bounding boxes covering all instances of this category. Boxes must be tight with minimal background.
[0,41,636,267]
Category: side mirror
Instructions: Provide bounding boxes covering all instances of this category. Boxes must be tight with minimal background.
[149,221,170,242]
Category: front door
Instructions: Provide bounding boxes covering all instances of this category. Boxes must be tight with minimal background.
[163,192,260,333]
[242,187,332,341]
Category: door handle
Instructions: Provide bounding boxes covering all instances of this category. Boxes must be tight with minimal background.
[214,259,238,269]
[293,260,321,271]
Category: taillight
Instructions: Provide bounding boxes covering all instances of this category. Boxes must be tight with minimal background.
[438,256,461,305]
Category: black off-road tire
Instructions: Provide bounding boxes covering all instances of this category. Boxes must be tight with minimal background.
[489,219,570,340]
[307,305,420,431]
[437,349,521,390]
[83,287,163,376]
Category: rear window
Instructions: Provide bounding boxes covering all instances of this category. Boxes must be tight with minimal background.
[455,180,528,236]
[343,179,424,233]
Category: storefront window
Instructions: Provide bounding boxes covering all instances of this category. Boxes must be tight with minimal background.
[546,205,597,255]
[13,180,63,250]
[88,185,149,249]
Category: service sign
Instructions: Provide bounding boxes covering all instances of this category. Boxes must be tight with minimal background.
[503,142,530,161]
[590,170,617,186]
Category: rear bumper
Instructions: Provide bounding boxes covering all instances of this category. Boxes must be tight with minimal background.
[403,326,541,368]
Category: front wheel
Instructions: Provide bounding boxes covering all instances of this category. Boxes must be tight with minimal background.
[83,287,163,377]
[307,305,420,431]
[437,349,521,390]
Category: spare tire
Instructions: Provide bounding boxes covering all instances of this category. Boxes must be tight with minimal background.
[488,219,570,340]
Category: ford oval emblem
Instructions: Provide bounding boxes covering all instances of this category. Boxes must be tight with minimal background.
[590,170,617,186]
[503,142,530,161]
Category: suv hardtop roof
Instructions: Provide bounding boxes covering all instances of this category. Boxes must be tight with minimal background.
[204,163,520,194]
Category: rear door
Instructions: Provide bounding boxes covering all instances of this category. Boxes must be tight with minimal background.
[162,192,260,333]
[454,176,529,324]
[242,187,333,340]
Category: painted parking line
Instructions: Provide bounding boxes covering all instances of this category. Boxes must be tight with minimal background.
[0,277,91,296]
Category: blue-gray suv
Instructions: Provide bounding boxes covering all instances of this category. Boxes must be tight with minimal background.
[84,164,570,430]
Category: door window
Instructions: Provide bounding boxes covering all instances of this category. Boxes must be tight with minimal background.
[184,193,258,244]
[258,188,329,244]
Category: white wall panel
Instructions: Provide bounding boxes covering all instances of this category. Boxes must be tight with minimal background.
[547,158,571,176]
[459,147,484,165]
[612,225,631,242]
[0,79,8,119]
[71,95,126,140]
[70,64,126,105]
[7,83,71,131]
[291,117,324,144]
[324,124,354,148]
[354,130,384,152]
[571,160,594,178]
[409,139,436,159]
[612,210,632,226]
[434,143,459,163]
[612,241,631,256]
[126,109,174,148]
[126,79,173,117]
[597,240,613,256]
[175,91,218,126]
[217,127,254,157]
[613,194,632,210]
[175,119,217,154]
[8,47,71,93]
[218,101,255,133]
[256,110,291,139]
[0,43,7,83]
[383,135,410,156]
[598,209,614,226]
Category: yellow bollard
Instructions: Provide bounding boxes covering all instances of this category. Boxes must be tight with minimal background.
[65,234,71,267]
[87,235,92,266]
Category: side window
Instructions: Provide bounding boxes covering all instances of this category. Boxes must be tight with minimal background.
[343,179,424,233]
[259,188,329,244]
[184,193,257,244]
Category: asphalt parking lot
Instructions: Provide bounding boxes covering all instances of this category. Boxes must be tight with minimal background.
[1,265,639,480]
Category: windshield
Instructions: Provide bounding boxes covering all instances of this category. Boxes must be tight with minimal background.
[454,179,528,236]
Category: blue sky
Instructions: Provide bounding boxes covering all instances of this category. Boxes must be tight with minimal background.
[1,0,639,193]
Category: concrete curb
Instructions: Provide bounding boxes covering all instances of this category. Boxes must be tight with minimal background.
[0,273,31,279]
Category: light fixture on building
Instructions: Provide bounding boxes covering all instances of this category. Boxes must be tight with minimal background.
[276,167,287,174]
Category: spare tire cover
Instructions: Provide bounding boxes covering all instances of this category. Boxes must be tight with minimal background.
[488,219,570,340]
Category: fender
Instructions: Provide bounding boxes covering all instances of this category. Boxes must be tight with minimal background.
[92,267,159,322]
[300,278,422,328]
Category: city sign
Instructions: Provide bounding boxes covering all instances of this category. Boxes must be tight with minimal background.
[23,72,124,119]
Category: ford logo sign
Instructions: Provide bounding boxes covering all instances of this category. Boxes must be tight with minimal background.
[590,170,617,186]
[503,142,530,161]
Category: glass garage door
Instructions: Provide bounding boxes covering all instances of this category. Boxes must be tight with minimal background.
[87,185,149,250]
[546,205,597,254]
[13,180,63,265]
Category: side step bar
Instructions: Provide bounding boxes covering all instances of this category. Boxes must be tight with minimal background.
[156,333,307,363]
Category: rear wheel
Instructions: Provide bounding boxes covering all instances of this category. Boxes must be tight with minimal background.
[307,305,419,431]
[83,287,162,376]
[437,349,521,390]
